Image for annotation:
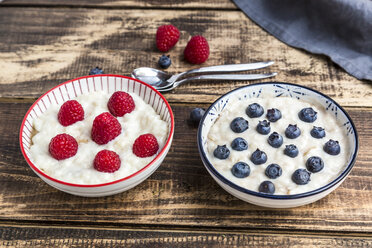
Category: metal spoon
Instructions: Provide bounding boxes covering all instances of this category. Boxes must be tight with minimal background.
[156,72,278,92]
[131,61,275,89]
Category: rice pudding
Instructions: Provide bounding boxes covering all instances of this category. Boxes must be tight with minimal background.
[206,96,350,195]
[29,91,168,185]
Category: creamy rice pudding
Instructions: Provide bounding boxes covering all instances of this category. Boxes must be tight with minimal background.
[29,91,168,185]
[206,96,350,195]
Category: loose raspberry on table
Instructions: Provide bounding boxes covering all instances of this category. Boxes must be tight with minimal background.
[184,35,210,64]
[49,133,78,160]
[107,91,135,117]
[93,150,121,173]
[132,133,159,158]
[58,100,84,126]
[91,112,122,145]
[156,24,180,52]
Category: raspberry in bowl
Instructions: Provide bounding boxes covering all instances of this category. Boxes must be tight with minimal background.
[197,82,358,208]
[20,75,174,197]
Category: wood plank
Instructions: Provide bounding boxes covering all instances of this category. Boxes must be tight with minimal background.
[0,225,371,248]
[0,0,237,9]
[0,7,371,107]
[0,101,371,232]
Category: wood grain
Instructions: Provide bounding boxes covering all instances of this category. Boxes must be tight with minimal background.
[0,225,371,248]
[1,101,371,232]
[0,1,371,243]
[0,7,371,107]
[0,0,237,9]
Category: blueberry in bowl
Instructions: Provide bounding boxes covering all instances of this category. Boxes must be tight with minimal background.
[268,132,283,148]
[256,120,271,135]
[284,144,299,158]
[213,145,230,159]
[250,149,267,165]
[259,181,275,194]
[246,103,264,118]
[230,117,249,133]
[306,156,324,173]
[299,107,317,123]
[231,162,251,178]
[292,169,311,185]
[285,124,301,139]
[265,164,282,179]
[324,139,341,155]
[266,108,282,122]
[311,126,326,139]
[197,82,358,208]
[231,137,248,151]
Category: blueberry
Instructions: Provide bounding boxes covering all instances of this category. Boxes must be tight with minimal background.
[266,108,282,122]
[231,162,251,178]
[268,132,283,148]
[265,164,282,179]
[213,145,230,159]
[231,137,248,151]
[89,67,104,75]
[256,120,271,135]
[258,181,275,194]
[246,103,264,118]
[230,117,249,133]
[299,107,317,123]
[292,169,311,185]
[284,144,299,158]
[310,126,326,139]
[250,149,267,165]
[285,124,301,139]
[323,139,341,155]
[190,108,205,123]
[158,55,171,69]
[306,156,324,173]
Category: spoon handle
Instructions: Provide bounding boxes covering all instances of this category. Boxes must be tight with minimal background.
[158,73,277,92]
[185,61,274,75]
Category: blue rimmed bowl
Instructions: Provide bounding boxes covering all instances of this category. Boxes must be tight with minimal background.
[197,82,358,208]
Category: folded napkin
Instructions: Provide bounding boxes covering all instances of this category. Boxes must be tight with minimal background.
[232,0,372,81]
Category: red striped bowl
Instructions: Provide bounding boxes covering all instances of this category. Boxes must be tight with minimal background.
[20,75,174,197]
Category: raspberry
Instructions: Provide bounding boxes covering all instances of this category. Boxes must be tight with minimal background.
[93,150,121,173]
[49,133,78,160]
[107,91,135,117]
[91,112,121,145]
[184,35,210,64]
[132,134,159,158]
[156,24,180,52]
[58,100,84,126]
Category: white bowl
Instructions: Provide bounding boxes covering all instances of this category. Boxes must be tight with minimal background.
[20,75,174,197]
[197,82,358,208]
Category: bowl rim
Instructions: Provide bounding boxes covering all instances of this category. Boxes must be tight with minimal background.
[19,74,175,188]
[197,81,359,200]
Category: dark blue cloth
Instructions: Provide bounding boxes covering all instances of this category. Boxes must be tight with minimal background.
[232,0,372,81]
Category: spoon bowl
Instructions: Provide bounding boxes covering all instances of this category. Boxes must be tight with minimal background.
[131,67,172,88]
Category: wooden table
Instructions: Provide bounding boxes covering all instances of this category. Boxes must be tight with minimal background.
[0,1,371,247]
